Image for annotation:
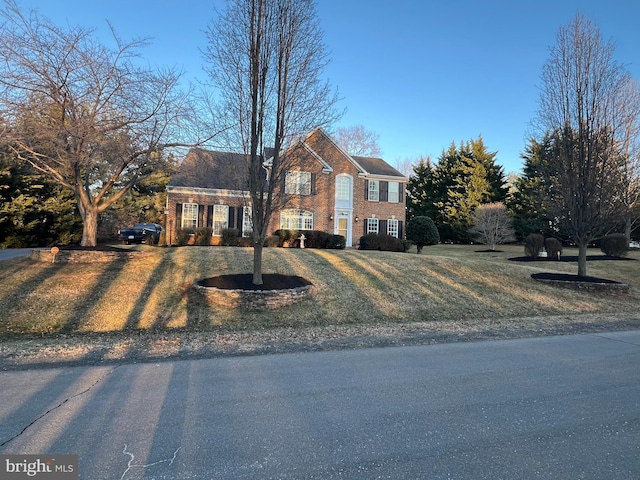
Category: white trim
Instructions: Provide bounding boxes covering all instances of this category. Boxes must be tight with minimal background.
[305,127,368,174]
[167,186,250,198]
[301,142,333,173]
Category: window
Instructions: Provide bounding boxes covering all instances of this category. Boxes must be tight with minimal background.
[388,182,399,203]
[280,209,314,230]
[181,203,198,230]
[387,218,399,238]
[368,180,379,201]
[366,217,379,234]
[242,206,253,237]
[285,171,312,195]
[213,205,228,235]
[336,176,351,201]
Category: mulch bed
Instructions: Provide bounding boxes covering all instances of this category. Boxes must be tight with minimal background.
[197,274,312,291]
[531,272,623,284]
[59,245,131,252]
[510,255,635,263]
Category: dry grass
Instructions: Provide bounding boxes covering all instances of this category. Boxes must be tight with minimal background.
[1,244,639,337]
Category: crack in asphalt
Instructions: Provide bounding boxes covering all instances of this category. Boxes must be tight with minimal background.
[0,364,121,448]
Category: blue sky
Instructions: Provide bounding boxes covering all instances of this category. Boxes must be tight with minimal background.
[13,0,640,174]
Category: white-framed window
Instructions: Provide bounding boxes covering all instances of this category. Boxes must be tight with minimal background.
[388,182,399,203]
[181,203,198,230]
[285,171,312,195]
[366,217,379,234]
[368,180,379,201]
[213,205,229,235]
[336,176,351,201]
[387,218,399,238]
[242,206,253,237]
[280,209,314,230]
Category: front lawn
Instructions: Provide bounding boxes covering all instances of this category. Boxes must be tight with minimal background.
[1,244,638,336]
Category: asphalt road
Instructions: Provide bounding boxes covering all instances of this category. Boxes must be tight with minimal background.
[0,248,32,261]
[1,331,639,479]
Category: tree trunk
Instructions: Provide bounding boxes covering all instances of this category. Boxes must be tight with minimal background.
[577,241,588,277]
[624,213,632,244]
[80,206,99,247]
[253,242,264,285]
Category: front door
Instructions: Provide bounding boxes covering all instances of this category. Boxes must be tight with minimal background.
[335,210,352,246]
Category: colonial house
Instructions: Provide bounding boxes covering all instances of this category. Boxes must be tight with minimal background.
[165,127,407,247]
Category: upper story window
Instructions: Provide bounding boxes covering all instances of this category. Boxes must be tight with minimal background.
[181,203,198,230]
[368,180,379,202]
[285,171,312,195]
[388,182,400,203]
[336,176,351,201]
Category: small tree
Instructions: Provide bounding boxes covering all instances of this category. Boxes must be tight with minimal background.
[406,216,439,254]
[468,202,515,250]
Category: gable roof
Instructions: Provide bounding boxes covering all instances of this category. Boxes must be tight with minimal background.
[351,155,405,178]
[168,148,250,191]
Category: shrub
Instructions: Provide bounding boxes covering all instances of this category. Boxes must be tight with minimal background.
[273,229,342,249]
[359,233,406,252]
[525,233,544,258]
[544,237,563,259]
[221,228,239,246]
[174,228,191,246]
[264,235,280,247]
[327,234,346,249]
[238,236,254,247]
[194,227,213,246]
[600,233,629,257]
[406,216,440,254]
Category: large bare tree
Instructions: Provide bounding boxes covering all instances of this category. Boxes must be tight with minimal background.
[535,14,640,276]
[204,0,340,284]
[334,124,382,157]
[0,1,207,246]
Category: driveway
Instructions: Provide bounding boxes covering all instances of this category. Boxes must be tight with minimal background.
[0,248,32,261]
[1,330,639,479]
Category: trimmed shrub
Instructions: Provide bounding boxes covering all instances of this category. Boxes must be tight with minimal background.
[328,234,346,249]
[544,237,563,259]
[221,228,239,246]
[174,228,191,246]
[264,235,280,247]
[525,233,544,258]
[600,233,629,257]
[194,227,213,246]
[238,236,254,247]
[359,233,406,252]
[406,216,440,254]
[273,229,342,249]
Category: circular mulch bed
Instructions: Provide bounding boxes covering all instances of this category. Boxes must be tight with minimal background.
[194,273,315,309]
[531,272,629,292]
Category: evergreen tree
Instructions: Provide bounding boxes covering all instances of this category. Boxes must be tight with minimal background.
[406,156,437,221]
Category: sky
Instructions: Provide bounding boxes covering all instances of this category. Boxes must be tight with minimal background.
[11,0,640,175]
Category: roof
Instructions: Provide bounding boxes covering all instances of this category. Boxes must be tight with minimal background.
[167,148,250,191]
[352,155,405,178]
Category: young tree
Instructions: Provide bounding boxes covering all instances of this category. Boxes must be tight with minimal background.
[334,124,382,157]
[535,14,638,276]
[406,216,440,254]
[204,0,340,284]
[468,202,515,251]
[0,1,206,246]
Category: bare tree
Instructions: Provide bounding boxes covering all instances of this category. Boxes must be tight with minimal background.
[334,124,382,157]
[0,1,207,246]
[468,202,515,251]
[204,0,340,284]
[535,14,639,276]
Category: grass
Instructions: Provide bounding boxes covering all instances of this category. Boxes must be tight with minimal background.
[1,243,639,337]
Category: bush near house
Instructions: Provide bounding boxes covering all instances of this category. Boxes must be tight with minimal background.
[221,228,239,246]
[273,229,345,249]
[600,233,629,257]
[358,233,409,252]
[525,233,545,258]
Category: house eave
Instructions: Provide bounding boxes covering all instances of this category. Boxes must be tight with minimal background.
[167,185,250,198]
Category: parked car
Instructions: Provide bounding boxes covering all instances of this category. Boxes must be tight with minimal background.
[630,241,640,250]
[118,223,163,245]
